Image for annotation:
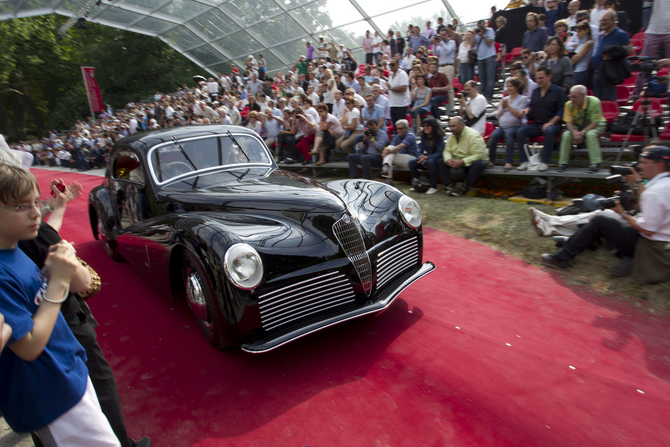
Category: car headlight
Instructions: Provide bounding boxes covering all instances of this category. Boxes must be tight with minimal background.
[398,195,422,229]
[223,243,263,290]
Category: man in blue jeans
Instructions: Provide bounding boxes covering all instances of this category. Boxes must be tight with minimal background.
[474,19,496,101]
[516,66,566,172]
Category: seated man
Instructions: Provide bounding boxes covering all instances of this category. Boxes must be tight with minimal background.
[516,66,566,172]
[459,81,487,136]
[558,85,607,173]
[541,146,670,285]
[380,119,419,181]
[347,119,389,179]
[438,116,488,196]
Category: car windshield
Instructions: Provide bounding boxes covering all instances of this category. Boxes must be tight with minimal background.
[151,134,271,183]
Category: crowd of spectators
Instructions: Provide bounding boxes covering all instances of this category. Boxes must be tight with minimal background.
[5,0,668,189]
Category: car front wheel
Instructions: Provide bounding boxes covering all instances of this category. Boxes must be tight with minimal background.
[183,251,227,350]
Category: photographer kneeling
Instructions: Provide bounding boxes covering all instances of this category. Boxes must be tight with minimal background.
[541,146,670,284]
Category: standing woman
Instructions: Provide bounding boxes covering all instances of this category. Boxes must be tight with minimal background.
[409,74,432,134]
[539,36,574,92]
[494,16,507,44]
[566,22,594,88]
[322,69,337,113]
[458,30,476,84]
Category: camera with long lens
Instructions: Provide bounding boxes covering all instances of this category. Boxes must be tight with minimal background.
[597,174,637,211]
[610,162,640,176]
[364,128,373,137]
[628,56,657,76]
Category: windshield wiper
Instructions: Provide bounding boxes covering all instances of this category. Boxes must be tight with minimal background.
[172,136,198,171]
[225,130,249,162]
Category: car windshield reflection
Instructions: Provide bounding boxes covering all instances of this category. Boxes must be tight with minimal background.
[151,134,272,183]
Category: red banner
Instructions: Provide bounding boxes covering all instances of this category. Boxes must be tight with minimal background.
[81,66,103,114]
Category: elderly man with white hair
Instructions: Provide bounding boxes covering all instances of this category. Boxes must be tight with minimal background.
[557,84,607,173]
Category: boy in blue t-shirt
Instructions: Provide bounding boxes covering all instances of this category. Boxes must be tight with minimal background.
[0,163,119,446]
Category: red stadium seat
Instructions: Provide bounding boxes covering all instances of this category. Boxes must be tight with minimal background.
[632,98,663,117]
[623,73,639,86]
[616,85,632,106]
[660,122,670,140]
[483,122,495,142]
[510,47,523,58]
[452,82,463,94]
[601,100,620,123]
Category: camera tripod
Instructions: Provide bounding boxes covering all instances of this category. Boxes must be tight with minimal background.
[616,97,658,163]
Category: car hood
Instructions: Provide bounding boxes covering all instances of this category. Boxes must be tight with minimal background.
[157,168,347,214]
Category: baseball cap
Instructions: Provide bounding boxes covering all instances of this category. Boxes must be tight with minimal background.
[640,146,670,163]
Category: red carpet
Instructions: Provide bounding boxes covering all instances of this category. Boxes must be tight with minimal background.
[32,168,670,447]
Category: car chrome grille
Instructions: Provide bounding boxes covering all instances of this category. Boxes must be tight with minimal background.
[332,215,372,296]
[258,272,356,331]
[376,237,419,289]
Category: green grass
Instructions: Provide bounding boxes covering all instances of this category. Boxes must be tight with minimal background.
[311,170,670,314]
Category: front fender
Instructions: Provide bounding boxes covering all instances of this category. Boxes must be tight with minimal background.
[89,185,118,243]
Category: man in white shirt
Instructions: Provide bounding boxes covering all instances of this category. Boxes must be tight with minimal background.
[459,81,488,135]
[590,0,607,28]
[306,85,320,106]
[128,115,138,134]
[303,98,320,124]
[542,146,670,284]
[246,73,262,96]
[512,69,538,99]
[423,21,435,39]
[331,90,346,119]
[402,47,416,73]
[206,78,219,101]
[566,0,580,28]
[387,57,411,127]
[362,30,374,65]
[372,84,390,123]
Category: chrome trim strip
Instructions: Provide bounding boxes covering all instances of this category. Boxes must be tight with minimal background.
[258,271,340,301]
[263,296,356,330]
[377,238,418,263]
[259,272,344,304]
[241,262,436,353]
[260,283,352,318]
[377,244,418,269]
[377,256,418,289]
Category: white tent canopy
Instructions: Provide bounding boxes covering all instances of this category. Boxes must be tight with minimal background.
[0,0,509,75]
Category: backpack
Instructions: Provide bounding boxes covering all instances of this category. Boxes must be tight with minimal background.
[611,110,661,135]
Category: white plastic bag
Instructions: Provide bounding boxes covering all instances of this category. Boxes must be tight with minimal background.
[524,143,542,171]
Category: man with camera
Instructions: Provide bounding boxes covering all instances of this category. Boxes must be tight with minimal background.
[474,19,497,101]
[542,146,670,284]
[432,29,456,112]
[557,85,606,173]
[459,81,488,136]
[347,119,389,180]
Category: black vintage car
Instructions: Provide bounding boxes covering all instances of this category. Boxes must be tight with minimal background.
[89,125,434,352]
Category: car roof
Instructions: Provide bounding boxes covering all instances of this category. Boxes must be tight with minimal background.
[117,125,260,155]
